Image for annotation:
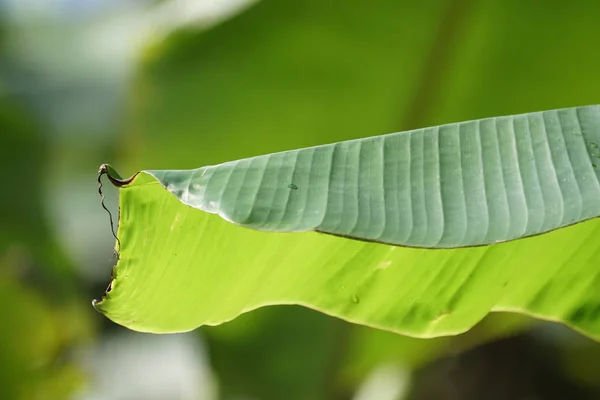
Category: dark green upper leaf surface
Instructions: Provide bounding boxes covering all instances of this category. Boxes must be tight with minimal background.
[149,105,600,248]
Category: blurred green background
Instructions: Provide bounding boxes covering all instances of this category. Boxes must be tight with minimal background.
[2,0,600,399]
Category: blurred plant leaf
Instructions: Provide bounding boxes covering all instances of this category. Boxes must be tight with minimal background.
[0,262,86,400]
[203,306,345,400]
[339,312,532,388]
[0,91,91,399]
[0,95,78,290]
[125,0,446,171]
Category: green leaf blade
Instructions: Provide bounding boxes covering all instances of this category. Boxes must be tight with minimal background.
[96,105,600,339]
